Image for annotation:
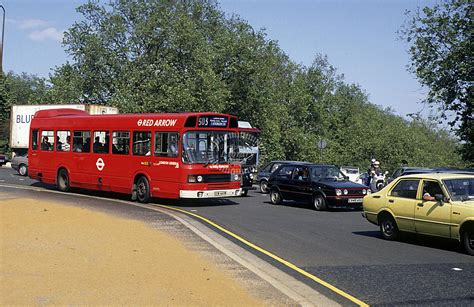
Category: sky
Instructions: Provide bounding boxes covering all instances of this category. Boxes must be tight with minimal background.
[2,0,438,118]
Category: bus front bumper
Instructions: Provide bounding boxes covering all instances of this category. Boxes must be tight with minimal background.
[180,188,242,198]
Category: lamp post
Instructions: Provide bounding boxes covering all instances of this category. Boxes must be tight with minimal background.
[0,5,5,74]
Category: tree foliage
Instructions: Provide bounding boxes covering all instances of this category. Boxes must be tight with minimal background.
[0,0,467,170]
[400,0,473,163]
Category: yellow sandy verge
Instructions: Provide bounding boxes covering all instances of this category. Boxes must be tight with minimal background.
[0,197,262,306]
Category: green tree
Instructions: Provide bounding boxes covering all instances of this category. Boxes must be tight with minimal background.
[47,0,466,169]
[400,0,473,163]
[0,73,10,153]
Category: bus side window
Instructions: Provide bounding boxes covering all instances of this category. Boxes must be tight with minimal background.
[73,131,91,153]
[56,130,71,152]
[132,131,151,156]
[31,129,38,150]
[40,130,55,151]
[93,131,110,154]
[155,132,178,158]
[112,131,130,155]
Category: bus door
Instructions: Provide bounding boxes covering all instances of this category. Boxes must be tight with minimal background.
[38,129,56,180]
[104,131,132,192]
[152,131,180,197]
[71,130,95,188]
[86,131,112,191]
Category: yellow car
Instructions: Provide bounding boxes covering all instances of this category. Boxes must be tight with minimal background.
[362,173,474,255]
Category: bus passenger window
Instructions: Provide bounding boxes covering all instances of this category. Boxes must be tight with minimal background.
[155,132,178,157]
[40,130,54,151]
[112,131,130,155]
[31,129,38,150]
[132,131,151,156]
[73,131,91,153]
[93,131,110,154]
[57,130,71,152]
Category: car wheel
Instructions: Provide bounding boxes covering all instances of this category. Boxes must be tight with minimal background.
[57,169,70,192]
[270,188,282,205]
[260,180,269,193]
[313,194,327,211]
[18,164,28,176]
[462,229,474,256]
[380,215,398,240]
[136,176,150,203]
[241,189,248,197]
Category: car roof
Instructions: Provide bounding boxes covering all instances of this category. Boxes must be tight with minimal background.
[399,173,474,180]
[278,163,336,167]
[403,168,472,174]
[398,167,432,171]
[270,160,311,164]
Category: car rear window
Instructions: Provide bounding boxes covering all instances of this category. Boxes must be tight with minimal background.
[277,166,294,179]
[390,179,420,199]
[271,163,282,173]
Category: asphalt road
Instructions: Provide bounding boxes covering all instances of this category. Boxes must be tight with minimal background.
[1,166,473,306]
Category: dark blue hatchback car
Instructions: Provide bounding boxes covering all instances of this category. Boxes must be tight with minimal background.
[256,160,310,193]
[268,163,369,210]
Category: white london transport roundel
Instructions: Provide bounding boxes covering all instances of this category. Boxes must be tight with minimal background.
[96,158,105,171]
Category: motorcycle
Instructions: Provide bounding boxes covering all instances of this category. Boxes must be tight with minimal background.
[369,170,388,192]
[240,167,256,196]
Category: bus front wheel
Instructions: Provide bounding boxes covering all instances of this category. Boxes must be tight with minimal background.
[57,169,70,192]
[136,176,150,203]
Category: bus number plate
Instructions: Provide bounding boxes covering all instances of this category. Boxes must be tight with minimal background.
[214,191,227,196]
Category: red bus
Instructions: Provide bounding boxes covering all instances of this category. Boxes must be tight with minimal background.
[28,109,242,202]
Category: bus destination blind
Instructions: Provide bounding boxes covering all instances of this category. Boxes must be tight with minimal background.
[197,116,228,128]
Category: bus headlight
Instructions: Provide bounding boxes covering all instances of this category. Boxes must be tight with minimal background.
[232,173,241,181]
[335,189,342,196]
[197,175,203,183]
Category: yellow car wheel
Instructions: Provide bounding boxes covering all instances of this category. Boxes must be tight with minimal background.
[462,229,474,256]
[379,214,399,241]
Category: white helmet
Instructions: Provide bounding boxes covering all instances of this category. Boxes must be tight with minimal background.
[371,158,376,163]
[374,160,380,166]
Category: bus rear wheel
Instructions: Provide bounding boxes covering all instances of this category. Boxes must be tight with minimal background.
[57,169,70,192]
[136,176,150,203]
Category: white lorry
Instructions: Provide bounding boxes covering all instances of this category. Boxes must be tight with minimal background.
[9,104,118,157]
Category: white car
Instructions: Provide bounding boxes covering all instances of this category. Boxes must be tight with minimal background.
[11,154,28,176]
[340,166,362,184]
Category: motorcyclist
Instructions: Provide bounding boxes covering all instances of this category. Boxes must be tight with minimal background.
[366,159,376,186]
[369,160,385,192]
[371,160,383,176]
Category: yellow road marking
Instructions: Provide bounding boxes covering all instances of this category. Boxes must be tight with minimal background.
[0,183,368,305]
[156,204,369,307]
